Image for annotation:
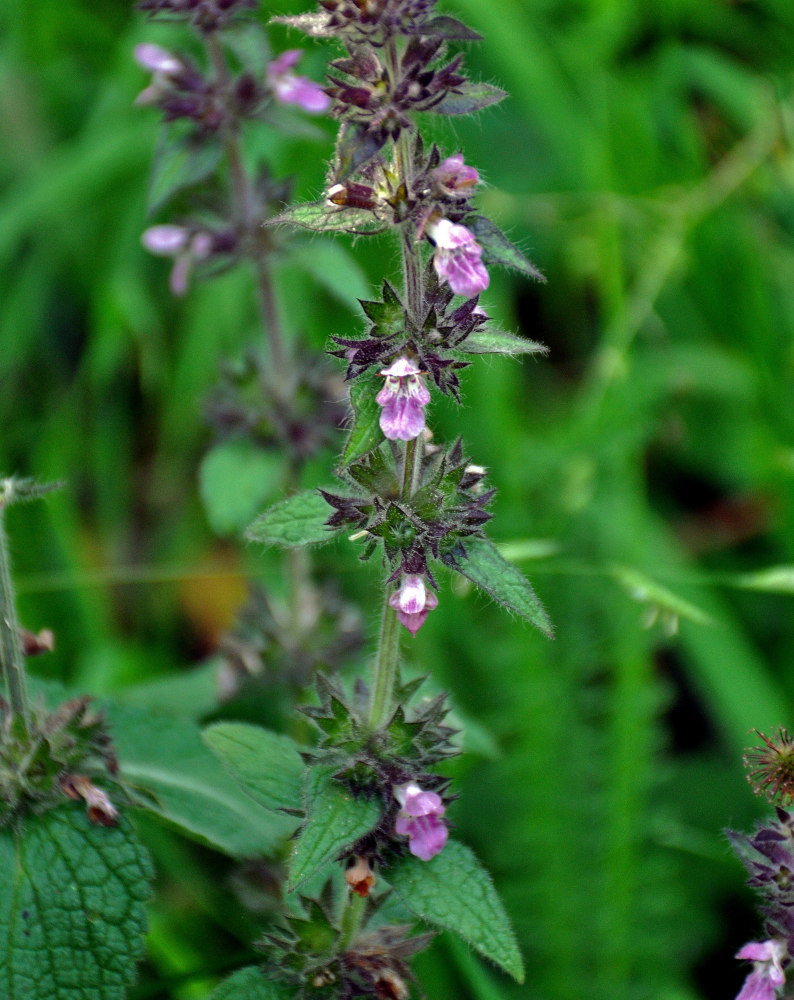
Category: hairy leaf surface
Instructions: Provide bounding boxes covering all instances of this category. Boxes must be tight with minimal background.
[289,766,381,890]
[203,722,304,816]
[386,839,524,982]
[0,805,151,999]
[246,491,339,548]
[455,536,553,637]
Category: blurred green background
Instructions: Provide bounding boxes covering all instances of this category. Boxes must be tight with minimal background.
[3,0,794,998]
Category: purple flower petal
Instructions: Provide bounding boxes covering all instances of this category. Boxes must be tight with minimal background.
[428,218,490,297]
[267,49,330,114]
[134,43,182,75]
[142,225,188,256]
[393,782,448,860]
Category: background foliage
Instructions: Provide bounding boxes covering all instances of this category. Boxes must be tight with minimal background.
[3,0,794,998]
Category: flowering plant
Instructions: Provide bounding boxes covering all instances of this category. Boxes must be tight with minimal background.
[0,0,552,997]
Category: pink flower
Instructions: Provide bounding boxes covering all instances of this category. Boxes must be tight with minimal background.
[394,782,448,861]
[267,50,330,114]
[426,218,489,298]
[432,153,480,198]
[389,574,438,636]
[133,43,183,105]
[736,940,786,1000]
[141,225,213,296]
[376,358,430,441]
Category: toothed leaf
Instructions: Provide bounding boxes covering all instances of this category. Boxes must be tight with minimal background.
[268,201,389,235]
[463,328,548,356]
[453,535,553,637]
[466,215,545,282]
[289,766,381,890]
[434,81,507,116]
[202,722,304,816]
[0,805,151,999]
[341,376,383,467]
[247,491,340,547]
[386,839,524,982]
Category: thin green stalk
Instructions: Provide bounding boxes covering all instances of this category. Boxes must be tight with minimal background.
[0,501,29,725]
[368,585,402,729]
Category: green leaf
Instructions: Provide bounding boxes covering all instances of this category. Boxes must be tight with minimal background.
[289,766,381,890]
[147,126,222,215]
[466,215,545,282]
[609,565,714,628]
[406,15,482,40]
[210,966,291,1000]
[454,535,554,637]
[434,81,507,116]
[463,327,548,356]
[335,122,389,182]
[290,240,370,308]
[109,703,295,857]
[341,377,383,467]
[246,490,338,548]
[385,839,524,982]
[0,804,151,999]
[269,200,389,235]
[728,565,794,593]
[202,722,304,815]
[199,438,282,536]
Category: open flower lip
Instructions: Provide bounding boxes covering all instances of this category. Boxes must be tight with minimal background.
[267,48,331,113]
[393,781,448,861]
[426,218,489,298]
[376,358,431,441]
[389,574,438,636]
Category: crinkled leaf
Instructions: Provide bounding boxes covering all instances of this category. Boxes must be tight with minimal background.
[109,703,294,857]
[268,201,389,235]
[289,766,381,891]
[0,804,152,999]
[385,839,524,983]
[147,126,222,215]
[467,215,546,282]
[434,81,507,116]
[199,438,283,536]
[454,535,553,637]
[246,490,339,548]
[335,122,389,182]
[406,15,482,40]
[341,377,382,467]
[211,966,292,1000]
[202,722,304,815]
[463,327,548,356]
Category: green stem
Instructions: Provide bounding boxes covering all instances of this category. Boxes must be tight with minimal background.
[205,32,289,383]
[0,498,29,725]
[368,585,402,729]
[337,890,367,953]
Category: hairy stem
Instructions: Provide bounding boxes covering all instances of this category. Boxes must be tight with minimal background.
[368,584,402,729]
[367,39,431,726]
[337,890,367,953]
[0,494,29,725]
